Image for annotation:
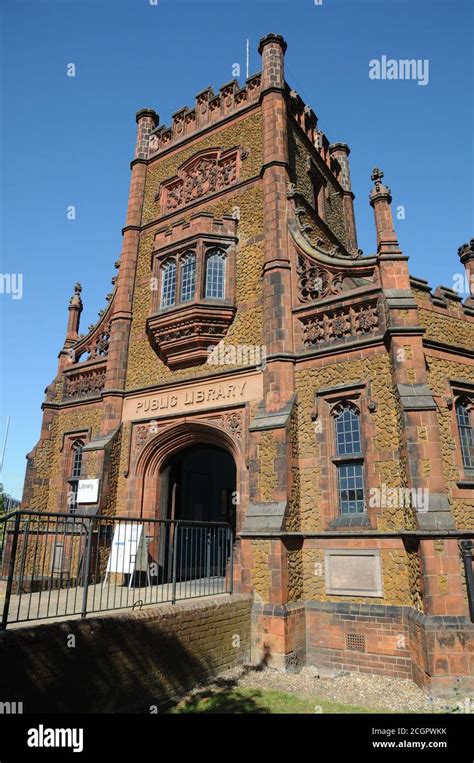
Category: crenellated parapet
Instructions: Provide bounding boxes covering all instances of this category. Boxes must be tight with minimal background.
[152,211,238,253]
[147,73,262,158]
[287,86,336,174]
[287,88,318,146]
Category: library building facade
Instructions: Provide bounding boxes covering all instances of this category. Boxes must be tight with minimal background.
[22,35,474,693]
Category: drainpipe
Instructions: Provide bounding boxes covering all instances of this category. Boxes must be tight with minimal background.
[460,541,474,622]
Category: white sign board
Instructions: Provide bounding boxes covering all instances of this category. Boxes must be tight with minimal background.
[105,523,149,577]
[77,479,100,504]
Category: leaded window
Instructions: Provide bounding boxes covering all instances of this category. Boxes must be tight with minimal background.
[337,462,366,514]
[205,249,226,299]
[71,440,83,478]
[160,260,177,308]
[335,406,362,456]
[68,440,84,513]
[456,399,474,470]
[333,405,366,514]
[180,252,196,303]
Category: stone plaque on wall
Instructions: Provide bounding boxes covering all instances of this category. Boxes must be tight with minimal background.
[324,549,383,597]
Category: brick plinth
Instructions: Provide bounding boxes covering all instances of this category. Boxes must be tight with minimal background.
[306,602,413,680]
[408,610,474,696]
[251,599,474,694]
[252,602,306,670]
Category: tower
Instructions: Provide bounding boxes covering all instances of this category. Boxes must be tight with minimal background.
[21,34,474,695]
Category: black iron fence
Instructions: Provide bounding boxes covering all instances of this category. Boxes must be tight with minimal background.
[0,510,233,629]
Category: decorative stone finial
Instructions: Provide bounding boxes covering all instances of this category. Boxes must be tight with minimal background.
[458,238,474,300]
[371,167,384,184]
[65,282,83,346]
[368,166,399,251]
[135,108,159,125]
[330,142,350,156]
[369,167,392,205]
[69,282,83,308]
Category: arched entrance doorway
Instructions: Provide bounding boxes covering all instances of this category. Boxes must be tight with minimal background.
[159,444,237,531]
[134,421,243,591]
[151,442,236,586]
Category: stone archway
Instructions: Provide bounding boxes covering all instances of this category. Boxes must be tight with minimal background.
[133,419,245,529]
[159,443,237,529]
[131,420,243,587]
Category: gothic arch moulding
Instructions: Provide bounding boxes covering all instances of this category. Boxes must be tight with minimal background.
[127,418,248,526]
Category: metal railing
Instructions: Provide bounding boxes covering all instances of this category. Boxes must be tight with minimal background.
[0,510,233,629]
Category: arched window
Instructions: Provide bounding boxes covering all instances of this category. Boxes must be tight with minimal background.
[205,249,226,299]
[333,404,365,515]
[335,404,362,456]
[71,440,84,478]
[456,398,474,470]
[68,439,84,513]
[160,260,177,308]
[180,252,196,302]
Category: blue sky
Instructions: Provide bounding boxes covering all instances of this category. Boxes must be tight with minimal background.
[0,0,473,499]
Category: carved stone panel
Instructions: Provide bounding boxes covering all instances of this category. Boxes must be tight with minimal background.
[324,549,383,597]
[156,146,246,213]
[63,365,106,400]
[301,298,381,348]
[297,255,345,302]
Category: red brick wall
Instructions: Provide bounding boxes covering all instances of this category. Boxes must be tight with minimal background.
[409,611,474,696]
[0,594,251,713]
[306,602,413,679]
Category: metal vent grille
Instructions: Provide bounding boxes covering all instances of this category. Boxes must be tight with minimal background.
[346,633,366,652]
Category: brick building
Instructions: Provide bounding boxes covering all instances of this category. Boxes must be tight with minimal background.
[22,34,474,694]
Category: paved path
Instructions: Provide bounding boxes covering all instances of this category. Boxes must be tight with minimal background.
[1,577,227,629]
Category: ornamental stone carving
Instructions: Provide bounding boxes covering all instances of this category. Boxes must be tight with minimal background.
[225,412,243,439]
[135,421,160,449]
[297,255,345,302]
[199,411,243,441]
[301,300,381,348]
[63,365,106,399]
[147,303,237,369]
[93,330,110,357]
[155,146,246,213]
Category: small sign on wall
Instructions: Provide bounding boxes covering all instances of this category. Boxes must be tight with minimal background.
[77,478,100,504]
